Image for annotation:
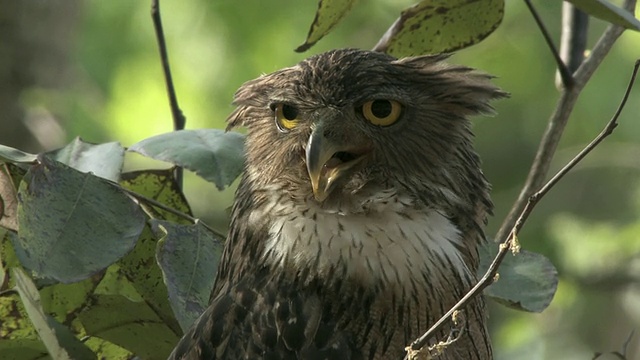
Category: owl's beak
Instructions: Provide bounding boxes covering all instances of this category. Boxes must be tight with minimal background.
[306,129,369,202]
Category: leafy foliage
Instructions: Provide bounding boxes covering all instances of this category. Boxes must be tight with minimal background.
[129,129,245,191]
[1,0,639,358]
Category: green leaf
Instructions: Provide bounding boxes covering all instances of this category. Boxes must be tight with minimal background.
[48,137,125,182]
[120,169,193,222]
[129,129,245,190]
[78,294,178,359]
[93,264,143,301]
[478,242,558,313]
[295,0,358,52]
[567,0,640,31]
[0,289,39,342]
[14,156,145,283]
[153,220,223,332]
[0,145,37,164]
[118,226,183,335]
[39,276,101,326]
[0,338,47,360]
[373,0,504,57]
[118,170,195,334]
[12,268,97,360]
[83,337,133,360]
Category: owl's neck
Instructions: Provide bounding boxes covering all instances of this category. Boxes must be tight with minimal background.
[252,190,473,291]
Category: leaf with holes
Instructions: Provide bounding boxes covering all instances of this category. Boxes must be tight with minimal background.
[374,0,504,57]
[117,170,194,335]
[296,0,358,52]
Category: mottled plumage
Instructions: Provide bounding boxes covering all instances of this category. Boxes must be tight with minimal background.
[169,49,506,360]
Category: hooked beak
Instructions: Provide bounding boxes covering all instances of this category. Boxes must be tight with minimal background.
[305,127,370,202]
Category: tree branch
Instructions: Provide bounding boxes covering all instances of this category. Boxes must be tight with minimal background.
[524,0,573,88]
[151,0,186,187]
[495,0,636,244]
[557,3,589,88]
[406,57,640,359]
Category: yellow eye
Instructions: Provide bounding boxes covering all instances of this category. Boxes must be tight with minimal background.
[361,99,402,126]
[274,103,299,132]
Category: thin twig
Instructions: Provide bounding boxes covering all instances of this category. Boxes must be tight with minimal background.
[151,0,186,187]
[118,185,225,239]
[524,0,573,88]
[407,59,640,356]
[495,0,636,243]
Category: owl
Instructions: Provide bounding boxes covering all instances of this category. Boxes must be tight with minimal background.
[169,48,506,360]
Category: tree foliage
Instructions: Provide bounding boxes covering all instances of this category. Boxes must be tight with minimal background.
[1,0,639,359]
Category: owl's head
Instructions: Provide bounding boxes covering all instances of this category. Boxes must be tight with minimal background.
[228,49,506,213]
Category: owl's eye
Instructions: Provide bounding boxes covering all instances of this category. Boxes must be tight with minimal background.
[361,100,402,126]
[273,103,299,132]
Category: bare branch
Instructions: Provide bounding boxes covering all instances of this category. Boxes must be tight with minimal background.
[556,3,589,88]
[118,184,225,239]
[524,0,573,88]
[495,0,636,243]
[407,58,640,356]
[151,0,186,187]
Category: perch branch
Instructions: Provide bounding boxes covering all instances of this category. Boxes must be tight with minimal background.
[151,0,186,186]
[524,0,573,88]
[495,0,636,244]
[406,58,640,358]
[558,3,589,83]
[118,185,225,239]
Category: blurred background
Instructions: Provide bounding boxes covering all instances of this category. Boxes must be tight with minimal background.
[1,0,639,359]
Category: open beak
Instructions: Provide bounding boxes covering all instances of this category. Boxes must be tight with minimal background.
[305,127,370,202]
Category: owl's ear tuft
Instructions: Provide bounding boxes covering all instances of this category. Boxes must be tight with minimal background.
[225,76,271,130]
[396,55,509,117]
[226,106,249,130]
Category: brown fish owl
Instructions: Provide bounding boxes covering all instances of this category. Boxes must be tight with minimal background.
[169,49,506,360]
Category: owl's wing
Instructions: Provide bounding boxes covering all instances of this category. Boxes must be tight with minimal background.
[167,267,362,360]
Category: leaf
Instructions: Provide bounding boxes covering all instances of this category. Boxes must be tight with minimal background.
[153,220,223,332]
[1,232,21,293]
[567,0,640,31]
[373,0,505,57]
[0,288,38,341]
[39,275,102,326]
[0,163,20,231]
[295,0,358,52]
[83,337,133,360]
[478,242,558,313]
[48,137,125,182]
[120,169,193,222]
[0,144,37,164]
[12,268,97,360]
[0,339,47,360]
[118,170,195,334]
[13,156,145,283]
[129,129,245,190]
[78,294,179,359]
[117,225,183,335]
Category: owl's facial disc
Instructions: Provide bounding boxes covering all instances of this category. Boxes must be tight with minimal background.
[306,127,370,202]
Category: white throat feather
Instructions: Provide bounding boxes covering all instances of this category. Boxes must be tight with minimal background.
[254,190,472,289]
